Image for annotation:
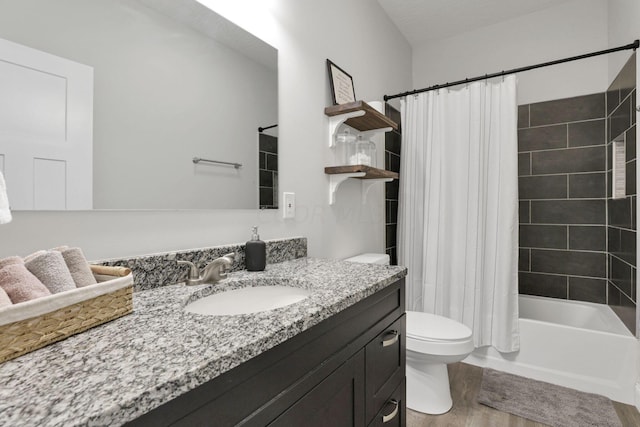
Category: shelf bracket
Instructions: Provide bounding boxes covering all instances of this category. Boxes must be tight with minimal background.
[328,110,365,147]
[361,178,393,204]
[328,172,366,205]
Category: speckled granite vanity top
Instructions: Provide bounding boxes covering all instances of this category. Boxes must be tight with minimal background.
[0,258,406,427]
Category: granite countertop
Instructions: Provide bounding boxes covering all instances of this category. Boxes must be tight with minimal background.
[0,258,407,427]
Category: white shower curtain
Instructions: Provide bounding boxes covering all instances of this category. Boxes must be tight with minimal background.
[398,75,519,352]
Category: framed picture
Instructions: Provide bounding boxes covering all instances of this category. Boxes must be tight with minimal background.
[327,59,356,105]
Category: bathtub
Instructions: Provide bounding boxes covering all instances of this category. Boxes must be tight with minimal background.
[464,295,639,404]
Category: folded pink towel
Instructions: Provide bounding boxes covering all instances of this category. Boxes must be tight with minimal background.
[61,247,97,288]
[0,256,22,269]
[25,251,76,294]
[0,257,51,303]
[0,286,11,308]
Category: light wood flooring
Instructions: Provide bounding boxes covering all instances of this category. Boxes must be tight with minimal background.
[407,363,640,427]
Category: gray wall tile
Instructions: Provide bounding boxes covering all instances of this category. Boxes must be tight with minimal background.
[519,272,567,298]
[531,146,605,174]
[619,229,637,266]
[611,255,633,297]
[568,119,605,147]
[259,170,273,187]
[618,54,636,101]
[530,93,605,126]
[531,200,605,224]
[633,197,636,230]
[518,105,529,129]
[520,225,567,249]
[569,226,606,251]
[518,125,567,152]
[519,200,530,223]
[626,125,636,162]
[531,249,606,278]
[626,160,636,196]
[518,152,531,176]
[607,89,620,118]
[608,226,621,254]
[519,248,530,271]
[568,277,607,303]
[258,134,278,153]
[385,131,401,155]
[608,198,632,229]
[610,96,632,140]
[519,175,567,199]
[568,172,606,198]
[633,90,636,126]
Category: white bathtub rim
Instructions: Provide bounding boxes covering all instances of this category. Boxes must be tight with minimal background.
[519,294,633,336]
[521,317,634,338]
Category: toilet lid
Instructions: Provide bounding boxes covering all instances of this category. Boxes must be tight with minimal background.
[407,311,472,342]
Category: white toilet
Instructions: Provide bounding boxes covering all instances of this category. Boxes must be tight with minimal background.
[345,253,474,415]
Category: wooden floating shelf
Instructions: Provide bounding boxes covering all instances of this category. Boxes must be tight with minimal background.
[325,165,398,180]
[324,101,398,132]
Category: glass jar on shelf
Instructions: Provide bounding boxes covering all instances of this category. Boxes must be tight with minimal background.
[347,135,376,167]
[335,129,356,165]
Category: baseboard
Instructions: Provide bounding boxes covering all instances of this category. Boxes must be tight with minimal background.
[635,383,640,412]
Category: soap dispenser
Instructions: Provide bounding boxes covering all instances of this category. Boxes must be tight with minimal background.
[245,226,266,271]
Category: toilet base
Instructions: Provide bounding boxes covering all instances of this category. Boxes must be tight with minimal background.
[406,359,453,415]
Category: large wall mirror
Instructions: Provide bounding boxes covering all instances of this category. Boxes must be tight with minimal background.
[0,0,278,210]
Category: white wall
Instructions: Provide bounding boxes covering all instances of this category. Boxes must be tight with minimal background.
[411,0,609,105]
[607,0,640,85]
[0,0,277,210]
[0,0,411,260]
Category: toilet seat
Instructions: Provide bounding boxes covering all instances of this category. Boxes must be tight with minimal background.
[406,311,474,356]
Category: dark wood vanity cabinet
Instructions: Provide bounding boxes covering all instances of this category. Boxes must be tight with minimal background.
[128,278,405,427]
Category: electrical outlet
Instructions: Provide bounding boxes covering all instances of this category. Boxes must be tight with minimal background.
[283,192,295,219]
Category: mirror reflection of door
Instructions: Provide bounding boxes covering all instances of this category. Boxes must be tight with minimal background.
[0,38,93,210]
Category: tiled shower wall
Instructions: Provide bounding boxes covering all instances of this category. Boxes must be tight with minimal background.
[385,103,401,265]
[259,133,278,209]
[518,93,608,303]
[518,53,637,334]
[606,53,636,333]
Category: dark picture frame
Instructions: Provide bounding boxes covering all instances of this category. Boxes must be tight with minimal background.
[327,59,356,105]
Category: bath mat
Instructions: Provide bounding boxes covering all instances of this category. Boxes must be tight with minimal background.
[477,368,622,427]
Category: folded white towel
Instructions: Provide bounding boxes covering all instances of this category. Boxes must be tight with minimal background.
[0,171,11,225]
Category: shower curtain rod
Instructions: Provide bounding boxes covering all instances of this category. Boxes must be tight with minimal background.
[384,39,639,101]
[258,124,278,133]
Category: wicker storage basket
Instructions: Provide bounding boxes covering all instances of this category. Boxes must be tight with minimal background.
[0,265,133,363]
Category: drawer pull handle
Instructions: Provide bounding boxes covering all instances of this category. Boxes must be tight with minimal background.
[382,399,399,423]
[381,330,399,347]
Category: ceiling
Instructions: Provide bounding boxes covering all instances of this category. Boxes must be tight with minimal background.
[377,0,574,47]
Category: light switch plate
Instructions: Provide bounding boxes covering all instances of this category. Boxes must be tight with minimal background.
[283,192,295,219]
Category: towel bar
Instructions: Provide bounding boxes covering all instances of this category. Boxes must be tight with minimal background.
[192,157,242,169]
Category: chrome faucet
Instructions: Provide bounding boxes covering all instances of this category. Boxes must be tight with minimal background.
[177,252,235,286]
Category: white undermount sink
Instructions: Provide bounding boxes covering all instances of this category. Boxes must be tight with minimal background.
[184,284,311,316]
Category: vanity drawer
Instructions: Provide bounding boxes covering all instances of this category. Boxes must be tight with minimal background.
[368,378,406,427]
[365,314,406,424]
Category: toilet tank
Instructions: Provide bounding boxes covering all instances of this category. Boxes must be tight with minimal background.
[344,253,390,265]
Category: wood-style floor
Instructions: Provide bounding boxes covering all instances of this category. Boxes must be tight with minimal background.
[407,363,640,427]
